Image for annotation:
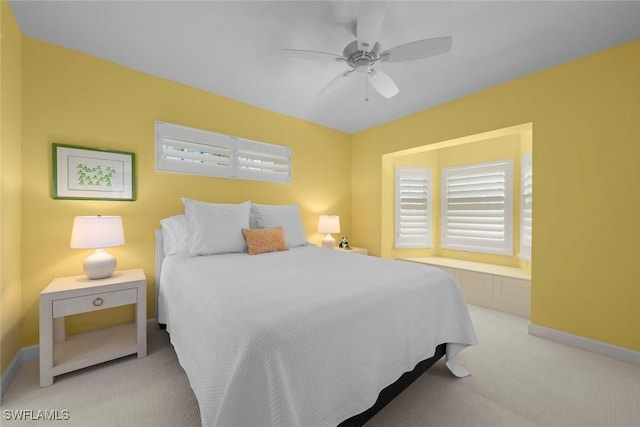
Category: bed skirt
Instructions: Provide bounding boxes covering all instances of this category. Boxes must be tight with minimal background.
[338,343,447,426]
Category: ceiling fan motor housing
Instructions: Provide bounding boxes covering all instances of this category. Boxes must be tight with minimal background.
[343,40,381,72]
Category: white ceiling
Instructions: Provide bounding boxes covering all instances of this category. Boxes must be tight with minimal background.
[9,1,640,134]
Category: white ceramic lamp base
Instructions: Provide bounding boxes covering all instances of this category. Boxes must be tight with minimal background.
[83,249,117,279]
[321,234,336,249]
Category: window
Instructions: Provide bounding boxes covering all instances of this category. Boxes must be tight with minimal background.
[155,121,291,183]
[441,160,513,255]
[235,138,291,183]
[156,122,233,178]
[395,167,432,248]
[519,152,532,261]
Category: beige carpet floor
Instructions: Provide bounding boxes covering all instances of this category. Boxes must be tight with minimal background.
[2,304,638,426]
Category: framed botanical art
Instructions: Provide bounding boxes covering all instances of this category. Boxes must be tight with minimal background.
[52,143,136,201]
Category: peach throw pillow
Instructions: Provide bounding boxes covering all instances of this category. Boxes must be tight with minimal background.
[242,227,289,255]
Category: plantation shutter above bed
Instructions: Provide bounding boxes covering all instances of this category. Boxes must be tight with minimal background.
[155,121,291,183]
[236,138,291,183]
[395,167,432,248]
[441,160,513,255]
[156,122,234,178]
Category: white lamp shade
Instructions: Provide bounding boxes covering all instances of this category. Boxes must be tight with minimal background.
[70,216,125,249]
[318,215,340,234]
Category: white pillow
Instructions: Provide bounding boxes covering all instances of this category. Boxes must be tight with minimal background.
[250,203,309,248]
[160,214,190,256]
[183,198,251,255]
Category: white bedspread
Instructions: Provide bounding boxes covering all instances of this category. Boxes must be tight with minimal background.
[159,246,477,427]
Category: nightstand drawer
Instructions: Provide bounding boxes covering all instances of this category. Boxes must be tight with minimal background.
[52,288,137,318]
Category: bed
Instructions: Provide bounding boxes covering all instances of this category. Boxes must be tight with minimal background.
[155,200,477,427]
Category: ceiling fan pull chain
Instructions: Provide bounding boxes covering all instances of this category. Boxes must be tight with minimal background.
[364,73,370,102]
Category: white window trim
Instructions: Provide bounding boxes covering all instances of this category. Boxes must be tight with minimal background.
[395,167,432,249]
[441,159,513,255]
[155,121,291,183]
[519,152,532,262]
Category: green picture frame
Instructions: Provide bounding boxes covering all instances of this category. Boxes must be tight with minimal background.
[52,143,136,201]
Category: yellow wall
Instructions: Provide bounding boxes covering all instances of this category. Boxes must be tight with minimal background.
[0,0,23,373]
[353,40,640,351]
[19,37,351,346]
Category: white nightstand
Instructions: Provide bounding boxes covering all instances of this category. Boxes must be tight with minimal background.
[39,268,147,387]
[334,246,368,255]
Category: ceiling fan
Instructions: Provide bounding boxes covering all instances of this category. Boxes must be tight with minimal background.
[284,2,452,101]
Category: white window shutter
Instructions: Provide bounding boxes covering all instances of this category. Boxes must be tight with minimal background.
[519,152,532,261]
[395,167,432,248]
[236,138,291,183]
[441,160,513,255]
[156,122,233,177]
[155,121,291,183]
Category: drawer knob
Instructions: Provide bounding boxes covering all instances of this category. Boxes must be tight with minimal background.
[93,297,104,307]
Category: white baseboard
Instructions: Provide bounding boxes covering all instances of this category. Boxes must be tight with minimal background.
[1,319,159,397]
[1,344,39,397]
[528,323,640,366]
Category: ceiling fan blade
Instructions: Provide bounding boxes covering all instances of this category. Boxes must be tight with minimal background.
[368,69,399,99]
[380,36,453,63]
[356,1,385,52]
[284,48,345,62]
[316,70,353,98]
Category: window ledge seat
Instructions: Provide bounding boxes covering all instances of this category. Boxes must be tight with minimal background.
[398,257,530,280]
[398,257,531,318]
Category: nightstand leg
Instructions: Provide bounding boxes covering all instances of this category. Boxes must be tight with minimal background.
[136,296,147,358]
[39,299,54,387]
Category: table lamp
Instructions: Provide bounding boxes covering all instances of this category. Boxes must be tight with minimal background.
[318,215,340,249]
[70,215,125,279]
